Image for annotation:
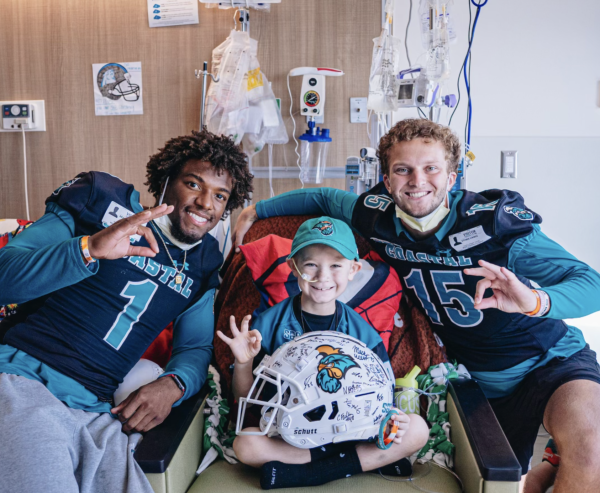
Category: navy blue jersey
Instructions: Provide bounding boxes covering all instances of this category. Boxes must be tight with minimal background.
[352,182,568,371]
[4,172,221,400]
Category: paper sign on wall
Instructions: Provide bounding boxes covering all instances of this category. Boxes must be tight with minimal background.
[92,62,143,116]
[148,0,199,28]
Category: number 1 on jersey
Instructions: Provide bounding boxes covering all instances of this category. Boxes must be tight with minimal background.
[104,280,158,350]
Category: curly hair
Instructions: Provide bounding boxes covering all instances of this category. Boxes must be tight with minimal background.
[377,119,461,176]
[145,130,253,218]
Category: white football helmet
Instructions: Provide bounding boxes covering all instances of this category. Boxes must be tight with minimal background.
[236,331,394,449]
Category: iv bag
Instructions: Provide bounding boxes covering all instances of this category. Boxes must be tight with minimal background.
[367,28,402,113]
[242,58,288,156]
[205,30,254,143]
[419,0,453,82]
[419,0,457,49]
[205,30,287,149]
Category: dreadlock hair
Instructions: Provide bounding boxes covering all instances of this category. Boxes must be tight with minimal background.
[378,119,461,176]
[145,130,253,218]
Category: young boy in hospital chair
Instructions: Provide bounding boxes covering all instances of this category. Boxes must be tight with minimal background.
[217,217,429,489]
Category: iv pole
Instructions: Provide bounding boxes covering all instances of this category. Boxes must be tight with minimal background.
[195,62,220,131]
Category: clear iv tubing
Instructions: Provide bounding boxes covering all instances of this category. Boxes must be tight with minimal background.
[376,461,464,493]
[287,72,304,188]
[268,143,275,198]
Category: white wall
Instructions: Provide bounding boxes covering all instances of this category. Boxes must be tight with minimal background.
[392,0,600,272]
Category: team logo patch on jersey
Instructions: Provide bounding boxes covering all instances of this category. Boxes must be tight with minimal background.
[504,206,534,221]
[316,345,359,393]
[52,177,81,196]
[312,220,334,236]
[449,225,491,252]
[466,199,499,216]
[435,248,453,258]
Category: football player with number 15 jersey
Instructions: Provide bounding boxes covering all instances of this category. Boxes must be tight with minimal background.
[233,119,600,492]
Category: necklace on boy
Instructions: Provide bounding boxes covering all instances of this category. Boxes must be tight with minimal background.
[299,296,339,333]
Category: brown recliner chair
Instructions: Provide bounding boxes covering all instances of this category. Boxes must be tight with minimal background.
[137,217,522,493]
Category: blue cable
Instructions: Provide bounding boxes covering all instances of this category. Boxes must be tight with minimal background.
[463,0,488,148]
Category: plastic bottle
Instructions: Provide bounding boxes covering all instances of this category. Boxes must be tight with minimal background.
[299,123,331,184]
[394,366,421,414]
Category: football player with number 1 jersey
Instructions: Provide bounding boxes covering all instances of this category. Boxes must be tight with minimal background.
[0,131,253,493]
[233,119,600,493]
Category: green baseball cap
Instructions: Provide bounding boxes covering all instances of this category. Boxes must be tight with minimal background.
[288,217,359,261]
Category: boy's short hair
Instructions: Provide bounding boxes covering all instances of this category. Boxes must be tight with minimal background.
[289,217,359,261]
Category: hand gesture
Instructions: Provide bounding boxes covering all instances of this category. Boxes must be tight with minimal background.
[231,204,258,253]
[216,315,261,365]
[464,259,538,313]
[88,204,174,260]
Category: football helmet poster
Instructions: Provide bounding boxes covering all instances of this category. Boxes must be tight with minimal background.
[92,62,143,116]
[236,332,394,449]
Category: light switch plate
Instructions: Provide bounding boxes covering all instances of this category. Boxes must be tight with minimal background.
[350,97,368,123]
[501,150,517,178]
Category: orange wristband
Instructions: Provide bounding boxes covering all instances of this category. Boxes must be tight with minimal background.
[524,289,541,316]
[80,236,95,264]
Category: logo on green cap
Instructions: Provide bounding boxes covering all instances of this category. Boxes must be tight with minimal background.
[312,220,334,236]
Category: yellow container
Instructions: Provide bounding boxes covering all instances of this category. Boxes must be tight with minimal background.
[394,366,421,414]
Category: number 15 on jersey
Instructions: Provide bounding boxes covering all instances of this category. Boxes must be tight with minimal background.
[404,269,483,328]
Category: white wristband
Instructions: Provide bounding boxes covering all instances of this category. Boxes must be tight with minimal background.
[532,290,550,317]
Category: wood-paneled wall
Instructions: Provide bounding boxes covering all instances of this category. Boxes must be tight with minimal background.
[0,0,381,219]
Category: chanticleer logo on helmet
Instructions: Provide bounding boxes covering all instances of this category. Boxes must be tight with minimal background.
[316,345,359,393]
[312,220,334,236]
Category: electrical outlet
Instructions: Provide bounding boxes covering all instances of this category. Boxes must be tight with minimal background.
[1,100,46,132]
